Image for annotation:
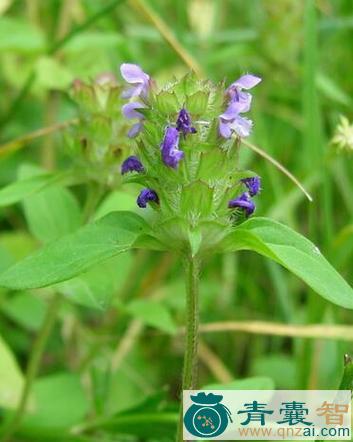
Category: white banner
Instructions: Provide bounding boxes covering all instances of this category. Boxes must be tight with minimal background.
[183,390,351,440]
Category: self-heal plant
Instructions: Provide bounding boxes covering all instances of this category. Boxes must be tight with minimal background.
[1,65,353,442]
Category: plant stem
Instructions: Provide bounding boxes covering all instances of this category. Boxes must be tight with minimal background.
[182,256,200,389]
[177,255,200,441]
[1,294,61,442]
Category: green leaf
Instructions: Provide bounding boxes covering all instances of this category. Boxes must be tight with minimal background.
[0,211,147,289]
[0,232,36,272]
[20,372,88,433]
[251,355,297,389]
[317,71,352,107]
[57,253,132,310]
[0,334,24,409]
[0,17,45,52]
[35,56,73,91]
[22,185,82,243]
[86,412,178,438]
[62,31,122,53]
[85,393,177,438]
[2,292,46,331]
[94,190,137,220]
[19,164,81,243]
[221,217,353,309]
[125,299,177,334]
[0,173,67,208]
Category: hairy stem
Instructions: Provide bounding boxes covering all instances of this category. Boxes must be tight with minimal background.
[182,256,200,389]
[177,255,200,441]
[1,294,61,442]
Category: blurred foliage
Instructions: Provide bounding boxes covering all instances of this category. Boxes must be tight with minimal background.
[0,0,353,441]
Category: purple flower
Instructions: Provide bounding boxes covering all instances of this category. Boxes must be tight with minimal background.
[137,188,159,208]
[120,63,150,99]
[219,101,253,138]
[228,192,255,217]
[226,74,262,103]
[122,102,146,138]
[241,176,261,197]
[121,156,144,174]
[160,127,184,169]
[176,108,196,136]
[219,74,261,139]
[122,102,145,119]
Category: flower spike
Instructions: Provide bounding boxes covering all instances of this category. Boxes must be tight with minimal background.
[118,62,263,246]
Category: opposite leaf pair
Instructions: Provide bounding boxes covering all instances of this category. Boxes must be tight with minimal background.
[0,211,352,311]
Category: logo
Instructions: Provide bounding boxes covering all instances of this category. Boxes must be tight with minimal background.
[184,392,233,438]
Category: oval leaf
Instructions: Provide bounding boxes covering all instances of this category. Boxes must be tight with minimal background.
[57,253,132,310]
[221,217,353,309]
[21,372,88,432]
[126,299,177,335]
[0,211,147,289]
[22,185,82,243]
[0,173,60,207]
